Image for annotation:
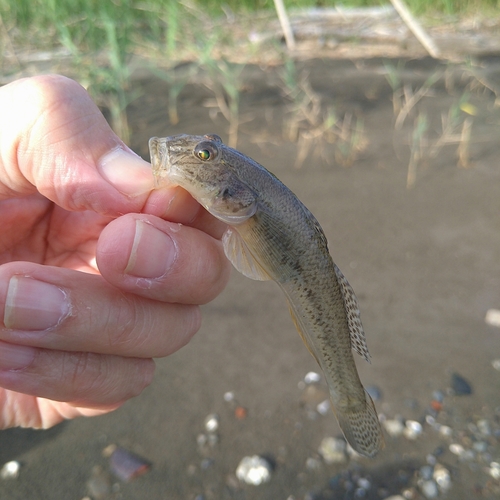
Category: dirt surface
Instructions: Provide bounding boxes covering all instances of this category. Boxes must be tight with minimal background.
[1,57,500,500]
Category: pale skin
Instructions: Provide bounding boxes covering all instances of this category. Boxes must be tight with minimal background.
[0,74,231,428]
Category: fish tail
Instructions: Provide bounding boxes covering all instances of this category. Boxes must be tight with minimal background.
[332,390,384,458]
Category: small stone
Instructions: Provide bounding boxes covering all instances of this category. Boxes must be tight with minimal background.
[305,457,321,470]
[236,456,272,485]
[420,479,439,499]
[223,391,235,402]
[0,461,21,479]
[304,372,321,384]
[473,441,488,453]
[357,477,371,489]
[492,359,500,371]
[316,400,330,415]
[433,464,451,492]
[432,390,445,403]
[365,385,382,401]
[234,406,247,420]
[86,466,112,499]
[382,497,405,500]
[439,425,453,438]
[204,413,219,433]
[200,458,214,470]
[449,443,465,456]
[419,465,433,480]
[318,437,347,464]
[489,462,500,479]
[383,418,405,437]
[403,420,423,440]
[451,373,472,395]
[477,419,491,436]
[485,308,500,327]
[108,447,151,482]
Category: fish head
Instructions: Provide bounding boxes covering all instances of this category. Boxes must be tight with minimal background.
[149,134,258,224]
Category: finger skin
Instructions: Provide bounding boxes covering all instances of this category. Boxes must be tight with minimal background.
[0,341,155,408]
[97,213,231,305]
[0,262,201,358]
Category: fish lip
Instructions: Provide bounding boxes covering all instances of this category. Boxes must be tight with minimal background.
[149,136,176,188]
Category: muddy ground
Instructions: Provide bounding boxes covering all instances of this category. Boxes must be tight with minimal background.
[1,56,500,499]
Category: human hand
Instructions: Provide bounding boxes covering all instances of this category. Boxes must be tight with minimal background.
[0,75,230,428]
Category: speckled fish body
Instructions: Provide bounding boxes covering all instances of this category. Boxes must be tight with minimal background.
[149,134,383,457]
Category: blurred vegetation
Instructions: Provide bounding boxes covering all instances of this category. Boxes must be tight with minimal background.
[0,0,497,146]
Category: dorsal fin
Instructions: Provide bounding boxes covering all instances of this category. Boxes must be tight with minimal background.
[333,264,371,363]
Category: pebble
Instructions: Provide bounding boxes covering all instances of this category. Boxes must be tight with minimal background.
[318,437,347,464]
[86,466,112,499]
[366,385,382,401]
[449,443,465,456]
[108,446,151,482]
[489,462,500,479]
[305,457,321,470]
[477,419,491,436]
[403,420,423,440]
[433,464,451,492]
[419,479,439,499]
[382,497,405,500]
[204,413,219,433]
[485,308,500,327]
[438,425,453,438]
[0,461,20,480]
[223,391,235,402]
[236,456,272,485]
[316,399,331,415]
[383,418,405,437]
[304,371,321,384]
[451,373,472,395]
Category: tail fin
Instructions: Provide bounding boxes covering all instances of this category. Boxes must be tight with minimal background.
[332,390,384,458]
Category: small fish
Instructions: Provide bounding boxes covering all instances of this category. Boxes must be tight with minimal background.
[149,134,384,457]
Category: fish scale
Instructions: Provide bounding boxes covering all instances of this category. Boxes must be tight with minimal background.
[149,133,384,457]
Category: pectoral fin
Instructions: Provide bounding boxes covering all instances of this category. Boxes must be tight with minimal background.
[333,264,371,363]
[222,227,272,281]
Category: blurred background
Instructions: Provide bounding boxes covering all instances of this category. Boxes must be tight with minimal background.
[1,1,500,499]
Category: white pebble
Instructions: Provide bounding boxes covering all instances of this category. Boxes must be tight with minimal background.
[449,443,464,456]
[382,497,405,500]
[485,309,500,327]
[236,456,272,485]
[439,425,453,438]
[403,420,423,440]
[492,359,500,371]
[318,437,347,464]
[420,479,439,499]
[204,414,219,433]
[223,391,235,402]
[433,464,451,492]
[489,462,500,479]
[0,461,20,479]
[383,418,405,437]
[304,372,321,384]
[316,400,330,415]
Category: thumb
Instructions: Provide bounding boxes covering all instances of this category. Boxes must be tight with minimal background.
[0,74,153,215]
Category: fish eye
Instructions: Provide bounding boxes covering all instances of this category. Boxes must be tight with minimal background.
[194,141,219,161]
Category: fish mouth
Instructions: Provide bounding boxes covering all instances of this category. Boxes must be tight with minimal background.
[148,136,177,188]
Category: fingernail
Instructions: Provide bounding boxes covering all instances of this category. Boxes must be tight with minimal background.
[125,220,178,278]
[4,276,71,331]
[98,146,154,196]
[0,341,36,370]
